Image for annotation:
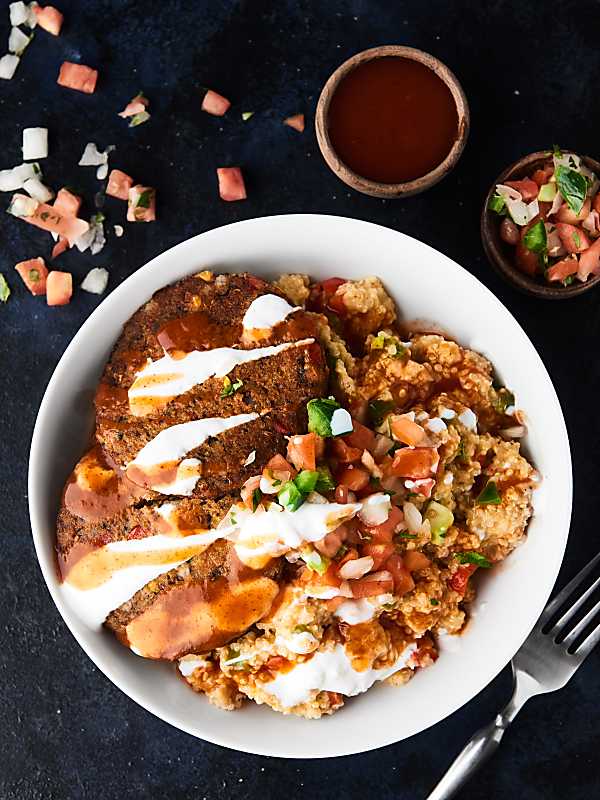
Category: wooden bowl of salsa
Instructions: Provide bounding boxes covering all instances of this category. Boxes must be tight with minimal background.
[315,46,469,198]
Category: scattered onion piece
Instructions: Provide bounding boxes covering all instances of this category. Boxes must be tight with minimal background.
[241,111,254,121]
[0,54,20,80]
[201,89,230,116]
[15,256,47,295]
[23,176,54,203]
[283,114,305,132]
[0,162,40,191]
[217,167,246,202]
[10,2,28,26]
[113,224,124,237]
[81,267,108,295]
[57,61,98,94]
[22,127,48,160]
[9,27,31,55]
[46,270,72,306]
[33,4,63,35]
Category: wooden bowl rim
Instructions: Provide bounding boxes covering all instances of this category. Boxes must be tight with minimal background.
[481,150,600,299]
[315,45,470,199]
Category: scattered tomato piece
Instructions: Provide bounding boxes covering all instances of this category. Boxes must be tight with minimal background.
[449,564,477,595]
[342,419,375,451]
[53,187,82,217]
[385,553,415,595]
[360,542,395,571]
[283,114,305,132]
[556,197,591,225]
[286,433,317,472]
[336,464,370,491]
[351,571,394,598]
[505,178,538,202]
[578,237,600,281]
[390,414,426,446]
[127,185,156,222]
[15,257,48,295]
[363,505,404,544]
[9,194,89,245]
[107,169,134,201]
[34,5,64,36]
[217,167,246,202]
[403,551,431,571]
[515,241,540,276]
[51,238,69,260]
[331,438,362,464]
[46,270,72,306]
[57,62,98,94]
[201,89,230,117]
[119,94,149,118]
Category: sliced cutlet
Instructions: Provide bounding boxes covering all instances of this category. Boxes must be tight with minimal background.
[105,540,283,661]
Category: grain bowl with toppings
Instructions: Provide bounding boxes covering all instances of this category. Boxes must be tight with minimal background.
[53,267,538,719]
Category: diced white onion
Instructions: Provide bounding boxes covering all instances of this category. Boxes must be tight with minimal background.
[113,224,124,237]
[96,163,109,180]
[426,417,446,434]
[0,53,20,80]
[7,194,37,217]
[79,142,106,166]
[0,162,39,192]
[358,493,391,526]
[527,198,539,219]
[25,2,38,28]
[499,425,527,439]
[330,407,353,436]
[81,267,109,295]
[9,2,28,26]
[339,556,374,580]
[243,450,256,467]
[439,407,456,419]
[361,449,382,479]
[553,151,581,172]
[403,501,422,533]
[549,191,563,216]
[74,216,105,255]
[495,184,522,201]
[9,27,30,55]
[23,176,54,203]
[22,128,48,160]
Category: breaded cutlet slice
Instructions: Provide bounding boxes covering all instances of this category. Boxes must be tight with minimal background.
[105,540,282,661]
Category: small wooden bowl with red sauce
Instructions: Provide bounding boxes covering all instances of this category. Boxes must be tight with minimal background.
[481,151,600,299]
[316,45,469,198]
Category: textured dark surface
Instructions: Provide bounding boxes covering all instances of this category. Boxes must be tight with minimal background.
[1,1,599,798]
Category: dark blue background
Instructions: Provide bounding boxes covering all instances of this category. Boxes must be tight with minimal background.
[1,1,598,797]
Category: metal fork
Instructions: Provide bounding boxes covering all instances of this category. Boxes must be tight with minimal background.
[427,551,600,800]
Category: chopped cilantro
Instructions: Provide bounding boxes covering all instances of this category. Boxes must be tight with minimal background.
[454,439,467,463]
[430,598,440,606]
[136,189,153,209]
[314,465,336,493]
[456,551,492,569]
[573,231,581,249]
[0,274,10,303]
[28,269,40,283]
[368,399,394,427]
[491,387,515,415]
[293,624,311,634]
[334,543,348,561]
[40,211,50,221]
[395,532,417,540]
[563,275,575,286]
[252,488,262,512]
[476,481,501,505]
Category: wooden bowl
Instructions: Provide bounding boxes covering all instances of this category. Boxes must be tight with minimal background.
[481,150,600,299]
[315,45,470,198]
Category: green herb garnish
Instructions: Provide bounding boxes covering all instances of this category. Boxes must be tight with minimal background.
[555,165,587,214]
[252,488,262,512]
[488,194,506,215]
[242,111,254,121]
[395,532,417,540]
[28,269,40,283]
[563,275,575,286]
[315,465,336,493]
[456,551,492,569]
[454,439,467,463]
[368,399,394,427]
[552,144,562,158]
[334,544,348,561]
[370,331,407,359]
[523,219,547,253]
[491,387,515,415]
[136,189,153,209]
[430,599,440,606]
[0,274,10,303]
[221,376,243,397]
[476,480,502,505]
[278,480,305,511]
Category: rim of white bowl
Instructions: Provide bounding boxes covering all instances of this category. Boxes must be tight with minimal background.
[28,214,572,758]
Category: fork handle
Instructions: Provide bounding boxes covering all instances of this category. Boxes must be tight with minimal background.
[427,696,526,800]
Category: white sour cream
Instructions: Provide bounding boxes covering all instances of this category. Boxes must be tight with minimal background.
[128,338,313,413]
[263,643,418,708]
[458,408,477,431]
[242,294,300,330]
[333,598,376,625]
[127,413,259,495]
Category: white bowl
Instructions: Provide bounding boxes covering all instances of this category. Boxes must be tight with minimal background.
[29,214,572,758]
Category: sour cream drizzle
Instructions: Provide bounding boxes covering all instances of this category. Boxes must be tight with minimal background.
[242,294,300,330]
[263,643,418,708]
[128,338,314,415]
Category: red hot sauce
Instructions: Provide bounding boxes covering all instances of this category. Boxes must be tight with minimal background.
[327,57,459,183]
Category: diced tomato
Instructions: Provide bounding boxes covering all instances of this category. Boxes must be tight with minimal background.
[325,597,346,612]
[201,89,231,117]
[343,419,376,452]
[217,167,246,202]
[531,165,554,186]
[505,178,539,202]
[556,197,591,225]
[331,438,362,464]
[351,571,394,598]
[287,433,317,471]
[264,454,296,482]
[127,185,156,222]
[403,551,431,572]
[404,477,436,498]
[593,194,600,215]
[363,505,404,544]
[53,188,82,217]
[578,237,600,280]
[10,194,89,245]
[46,271,72,306]
[51,238,69,260]
[57,62,98,94]
[307,278,347,315]
[449,564,477,595]
[15,257,48,296]
[34,5,64,35]
[315,527,347,558]
[119,94,148,118]
[283,114,305,132]
[127,525,147,540]
[390,414,426,446]
[384,553,415,595]
[336,465,370,492]
[349,397,368,424]
[361,542,395,570]
[391,447,438,479]
[107,169,134,201]
[337,547,359,567]
[546,257,579,282]
[515,241,540,276]
[556,223,590,253]
[265,655,290,672]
